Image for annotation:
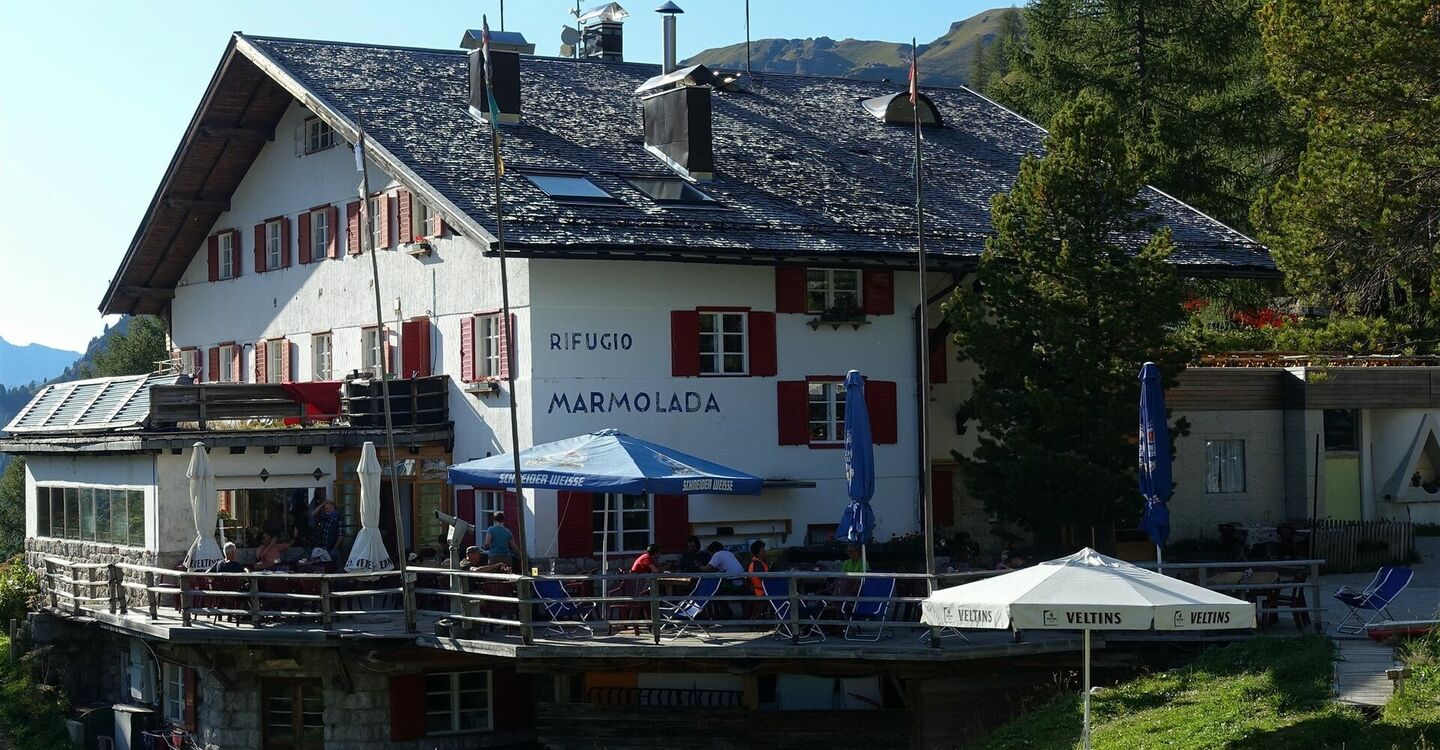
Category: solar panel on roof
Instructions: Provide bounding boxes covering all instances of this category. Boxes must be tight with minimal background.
[2,374,182,435]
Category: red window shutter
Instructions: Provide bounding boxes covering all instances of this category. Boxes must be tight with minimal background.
[931,468,955,528]
[557,491,593,558]
[490,668,535,731]
[346,201,362,255]
[207,348,219,384]
[229,230,242,276]
[328,205,341,258]
[866,379,899,444]
[862,270,894,315]
[653,494,690,552]
[455,488,476,549]
[429,214,445,238]
[297,211,312,264]
[775,266,808,313]
[498,313,516,380]
[382,329,393,377]
[670,310,700,377]
[254,340,267,383]
[207,235,219,282]
[253,223,266,273]
[503,491,520,537]
[397,189,412,243]
[400,317,425,378]
[387,674,427,741]
[280,340,293,382]
[747,311,777,377]
[459,315,476,383]
[777,381,810,445]
[182,667,198,730]
[279,217,292,268]
[929,329,948,384]
[377,194,391,250]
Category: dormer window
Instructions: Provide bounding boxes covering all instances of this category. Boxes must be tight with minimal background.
[861,93,943,127]
[525,174,617,203]
[305,117,336,154]
[626,177,717,206]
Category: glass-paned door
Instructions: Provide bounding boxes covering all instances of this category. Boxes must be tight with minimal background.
[263,679,324,750]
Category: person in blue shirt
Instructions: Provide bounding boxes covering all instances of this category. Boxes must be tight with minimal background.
[482,512,520,568]
[312,499,341,558]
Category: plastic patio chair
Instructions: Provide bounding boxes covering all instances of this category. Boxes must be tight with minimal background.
[532,578,596,638]
[842,576,896,642]
[761,577,825,644]
[1333,566,1414,634]
[659,576,721,641]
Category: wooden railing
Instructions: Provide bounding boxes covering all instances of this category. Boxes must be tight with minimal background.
[36,558,1322,645]
[1137,559,1325,633]
[150,384,304,428]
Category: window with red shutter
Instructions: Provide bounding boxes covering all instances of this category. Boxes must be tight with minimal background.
[397,189,412,243]
[253,223,266,273]
[931,468,955,527]
[497,313,515,380]
[653,494,690,552]
[207,348,219,384]
[254,340,267,383]
[865,379,899,444]
[862,270,894,315]
[401,317,431,378]
[376,193,391,250]
[387,674,427,741]
[297,211,311,264]
[670,311,700,377]
[747,311,777,376]
[279,217,292,268]
[346,201,362,255]
[459,315,476,383]
[280,340,293,382]
[556,491,593,558]
[775,266,808,313]
[776,381,810,445]
[228,230,242,276]
[327,205,341,258]
[207,235,220,282]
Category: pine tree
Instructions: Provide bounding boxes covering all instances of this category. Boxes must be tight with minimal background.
[0,458,24,559]
[992,0,1301,232]
[945,93,1189,537]
[969,39,987,90]
[1255,0,1440,329]
[81,315,168,379]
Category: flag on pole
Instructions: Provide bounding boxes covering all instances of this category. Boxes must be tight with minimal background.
[354,130,365,173]
[909,55,918,104]
[481,15,506,176]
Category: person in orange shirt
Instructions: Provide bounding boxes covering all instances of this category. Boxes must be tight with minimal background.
[746,539,770,623]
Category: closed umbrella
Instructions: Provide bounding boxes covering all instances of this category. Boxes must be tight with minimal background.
[1138,362,1172,570]
[836,370,875,567]
[346,441,393,572]
[184,442,222,571]
[922,548,1254,749]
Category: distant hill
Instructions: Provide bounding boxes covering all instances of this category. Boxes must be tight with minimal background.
[683,7,1023,88]
[0,337,81,388]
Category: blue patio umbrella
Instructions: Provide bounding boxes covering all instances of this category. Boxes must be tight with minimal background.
[1137,362,1173,567]
[837,370,876,558]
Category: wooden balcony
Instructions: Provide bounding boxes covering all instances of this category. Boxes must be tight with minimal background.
[147,375,450,430]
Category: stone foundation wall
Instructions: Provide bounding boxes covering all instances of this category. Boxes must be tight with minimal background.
[24,537,179,570]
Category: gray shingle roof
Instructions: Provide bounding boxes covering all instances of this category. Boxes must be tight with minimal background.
[247,36,1272,273]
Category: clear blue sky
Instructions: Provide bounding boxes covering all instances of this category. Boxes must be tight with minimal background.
[0,0,1003,352]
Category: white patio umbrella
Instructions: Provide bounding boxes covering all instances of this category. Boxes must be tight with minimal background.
[184,442,223,571]
[345,441,393,572]
[921,548,1255,749]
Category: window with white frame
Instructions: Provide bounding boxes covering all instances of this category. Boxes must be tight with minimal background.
[122,641,156,704]
[1205,439,1246,493]
[312,333,333,381]
[310,208,330,259]
[476,314,502,379]
[266,220,284,270]
[592,492,651,554]
[423,671,492,735]
[180,349,201,378]
[808,380,847,444]
[217,232,235,279]
[477,490,503,525]
[162,662,188,725]
[305,117,335,154]
[698,311,746,375]
[218,344,236,383]
[805,268,862,314]
[368,196,384,250]
[265,339,285,383]
[413,201,432,242]
[361,327,388,377]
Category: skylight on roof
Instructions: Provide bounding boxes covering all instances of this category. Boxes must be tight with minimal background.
[525,174,617,202]
[626,177,717,205]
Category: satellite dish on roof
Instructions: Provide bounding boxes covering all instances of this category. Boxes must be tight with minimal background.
[560,43,576,57]
[561,25,581,45]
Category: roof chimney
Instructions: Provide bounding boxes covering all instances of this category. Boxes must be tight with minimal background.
[636,64,715,180]
[578,3,629,62]
[460,30,534,124]
[657,2,683,74]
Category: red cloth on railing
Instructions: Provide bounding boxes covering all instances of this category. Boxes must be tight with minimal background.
[280,381,343,422]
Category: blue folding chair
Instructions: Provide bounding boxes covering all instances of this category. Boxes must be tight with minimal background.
[660,577,721,641]
[1333,566,1414,634]
[843,576,895,642]
[761,577,826,644]
[532,578,596,638]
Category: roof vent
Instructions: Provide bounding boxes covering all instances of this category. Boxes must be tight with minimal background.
[861,92,943,127]
[636,64,714,180]
[461,30,533,124]
[657,2,684,74]
[576,2,629,62]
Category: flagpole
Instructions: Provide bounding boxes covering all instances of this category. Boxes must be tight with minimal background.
[355,120,415,634]
[482,16,531,576]
[912,39,937,586]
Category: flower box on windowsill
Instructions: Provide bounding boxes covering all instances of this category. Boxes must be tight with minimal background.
[806,306,869,330]
[405,237,433,257]
[464,381,501,396]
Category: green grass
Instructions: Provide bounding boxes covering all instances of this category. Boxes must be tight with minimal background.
[967,635,1440,750]
[0,635,72,750]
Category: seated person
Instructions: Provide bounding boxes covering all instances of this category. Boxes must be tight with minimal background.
[746,540,771,622]
[215,542,247,573]
[460,546,510,574]
[995,547,1027,570]
[677,536,706,572]
[827,543,868,597]
[252,533,291,571]
[700,541,747,619]
[631,543,664,574]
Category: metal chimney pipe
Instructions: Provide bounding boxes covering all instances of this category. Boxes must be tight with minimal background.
[657,2,684,74]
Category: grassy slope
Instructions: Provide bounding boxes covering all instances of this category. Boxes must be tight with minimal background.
[968,635,1440,750]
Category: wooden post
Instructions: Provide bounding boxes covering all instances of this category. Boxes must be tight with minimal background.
[179,575,192,628]
[72,565,83,617]
[649,576,661,645]
[516,577,534,646]
[320,578,333,630]
[145,570,157,620]
[46,561,57,610]
[108,564,118,615]
[249,575,261,627]
[787,574,802,645]
[1310,560,1323,633]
